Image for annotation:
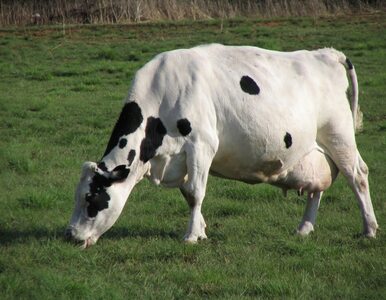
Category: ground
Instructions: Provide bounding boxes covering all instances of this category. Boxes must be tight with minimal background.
[0,13,385,299]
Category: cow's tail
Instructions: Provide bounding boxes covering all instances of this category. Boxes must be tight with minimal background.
[338,52,363,132]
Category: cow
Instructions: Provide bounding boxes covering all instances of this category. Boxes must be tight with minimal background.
[66,44,378,248]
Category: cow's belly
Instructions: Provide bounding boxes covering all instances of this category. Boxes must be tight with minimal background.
[211,141,338,193]
[211,103,318,183]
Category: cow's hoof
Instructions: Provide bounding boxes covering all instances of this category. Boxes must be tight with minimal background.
[364,232,376,238]
[184,232,207,244]
[363,221,379,238]
[184,236,198,244]
[198,233,208,240]
[296,221,314,236]
[364,227,378,238]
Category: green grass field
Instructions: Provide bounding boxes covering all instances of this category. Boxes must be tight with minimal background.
[1,14,385,299]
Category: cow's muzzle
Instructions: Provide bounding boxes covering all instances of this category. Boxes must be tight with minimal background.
[64,227,95,249]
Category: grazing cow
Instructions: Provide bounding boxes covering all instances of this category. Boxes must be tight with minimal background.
[66,44,378,248]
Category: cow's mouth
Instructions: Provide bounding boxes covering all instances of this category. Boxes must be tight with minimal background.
[80,236,98,249]
[81,237,93,249]
[64,227,98,249]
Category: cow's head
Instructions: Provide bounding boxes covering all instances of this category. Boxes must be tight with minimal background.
[66,157,148,248]
[66,100,173,247]
[66,101,149,247]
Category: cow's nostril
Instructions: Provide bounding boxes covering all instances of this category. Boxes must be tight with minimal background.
[64,228,73,240]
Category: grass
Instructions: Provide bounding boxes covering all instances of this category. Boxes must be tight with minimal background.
[1,13,386,299]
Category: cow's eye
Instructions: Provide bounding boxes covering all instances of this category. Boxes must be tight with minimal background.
[85,193,94,203]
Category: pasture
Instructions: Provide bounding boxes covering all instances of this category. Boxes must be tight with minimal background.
[1,14,385,299]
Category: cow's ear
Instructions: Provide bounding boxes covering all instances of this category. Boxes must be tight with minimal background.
[110,165,130,181]
[81,161,97,179]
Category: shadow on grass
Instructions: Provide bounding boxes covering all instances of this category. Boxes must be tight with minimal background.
[105,225,181,240]
[0,225,182,246]
[0,227,66,245]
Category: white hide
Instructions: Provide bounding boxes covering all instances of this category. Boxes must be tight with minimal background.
[68,44,378,246]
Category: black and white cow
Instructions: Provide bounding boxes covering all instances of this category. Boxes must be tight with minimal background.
[66,44,378,248]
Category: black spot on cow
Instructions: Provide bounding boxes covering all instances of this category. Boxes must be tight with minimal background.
[86,173,111,218]
[97,161,108,172]
[119,138,127,149]
[346,58,354,70]
[140,117,167,163]
[127,149,136,166]
[103,102,143,157]
[177,118,192,136]
[284,132,292,149]
[86,191,110,218]
[240,75,260,95]
[110,165,130,180]
[86,165,130,218]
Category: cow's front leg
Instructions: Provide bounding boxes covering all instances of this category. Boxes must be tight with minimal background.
[297,191,323,236]
[180,139,217,243]
[180,188,207,242]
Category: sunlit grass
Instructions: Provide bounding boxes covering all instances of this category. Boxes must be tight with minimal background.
[0,14,385,299]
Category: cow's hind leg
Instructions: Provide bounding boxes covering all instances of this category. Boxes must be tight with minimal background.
[297,191,323,236]
[350,152,378,237]
[328,149,377,237]
[320,121,378,237]
[180,137,218,243]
